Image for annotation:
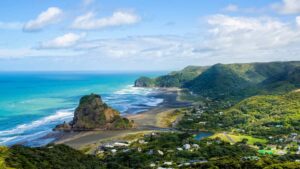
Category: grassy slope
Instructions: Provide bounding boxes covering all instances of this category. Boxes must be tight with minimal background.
[221,90,300,137]
[156,109,183,128]
[210,133,267,145]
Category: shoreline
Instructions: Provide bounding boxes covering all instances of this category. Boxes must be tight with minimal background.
[53,87,192,149]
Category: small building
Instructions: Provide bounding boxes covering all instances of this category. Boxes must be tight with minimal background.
[150,163,156,167]
[163,162,172,166]
[158,150,164,155]
[198,122,207,125]
[183,144,191,150]
[111,149,117,153]
[192,144,200,149]
[114,142,129,147]
[177,147,183,151]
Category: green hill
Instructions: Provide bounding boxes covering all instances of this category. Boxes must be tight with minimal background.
[185,61,300,100]
[135,61,300,101]
[134,65,208,87]
[220,91,300,137]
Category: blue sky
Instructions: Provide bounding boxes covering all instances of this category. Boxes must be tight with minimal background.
[0,0,300,71]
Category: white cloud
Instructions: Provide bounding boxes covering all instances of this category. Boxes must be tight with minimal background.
[0,22,22,30]
[296,16,300,26]
[74,35,197,60]
[0,47,82,59]
[71,11,140,30]
[223,4,239,12]
[39,33,86,49]
[208,15,300,50]
[23,7,63,31]
[184,15,300,64]
[272,0,300,14]
[61,14,300,65]
[82,0,94,6]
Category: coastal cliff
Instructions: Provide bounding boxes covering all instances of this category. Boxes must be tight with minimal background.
[54,94,134,131]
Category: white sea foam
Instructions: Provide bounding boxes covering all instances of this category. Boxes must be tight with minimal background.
[0,85,164,146]
[0,109,74,145]
[114,85,154,95]
[144,98,164,107]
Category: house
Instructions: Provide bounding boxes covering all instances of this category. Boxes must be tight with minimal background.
[189,160,208,164]
[150,163,156,167]
[147,149,154,155]
[198,122,206,125]
[183,144,191,150]
[291,133,298,137]
[242,156,260,161]
[158,150,164,155]
[296,146,300,155]
[103,143,114,148]
[163,162,172,165]
[138,140,146,144]
[122,149,130,153]
[177,147,183,151]
[192,144,200,148]
[114,142,129,147]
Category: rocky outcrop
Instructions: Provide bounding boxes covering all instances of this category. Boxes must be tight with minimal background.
[54,94,134,131]
[134,77,155,87]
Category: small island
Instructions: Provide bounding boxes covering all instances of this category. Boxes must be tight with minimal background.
[54,94,134,131]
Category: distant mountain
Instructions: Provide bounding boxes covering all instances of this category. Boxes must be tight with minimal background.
[185,61,300,100]
[135,61,300,101]
[134,65,208,87]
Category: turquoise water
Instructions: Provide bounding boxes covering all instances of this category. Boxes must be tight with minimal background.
[0,72,164,146]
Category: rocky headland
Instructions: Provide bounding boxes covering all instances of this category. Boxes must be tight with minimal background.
[54,94,134,131]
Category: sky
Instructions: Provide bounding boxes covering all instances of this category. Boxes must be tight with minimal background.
[0,0,300,71]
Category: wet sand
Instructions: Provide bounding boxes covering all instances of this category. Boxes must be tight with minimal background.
[54,88,192,149]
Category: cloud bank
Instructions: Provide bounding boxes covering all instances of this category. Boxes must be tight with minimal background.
[39,33,86,49]
[71,11,140,30]
[23,7,63,32]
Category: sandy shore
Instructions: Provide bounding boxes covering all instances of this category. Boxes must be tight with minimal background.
[54,88,191,149]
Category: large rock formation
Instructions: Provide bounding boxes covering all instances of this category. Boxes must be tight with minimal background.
[134,76,155,87]
[54,94,134,131]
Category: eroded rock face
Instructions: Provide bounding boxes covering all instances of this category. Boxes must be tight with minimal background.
[54,94,133,131]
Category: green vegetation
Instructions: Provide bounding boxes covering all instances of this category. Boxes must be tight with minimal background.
[0,146,14,169]
[156,109,183,128]
[5,144,105,169]
[55,94,133,131]
[210,133,267,145]
[178,91,300,137]
[112,117,134,129]
[4,133,300,169]
[134,76,156,87]
[136,61,300,101]
[185,61,300,101]
[134,65,208,87]
[221,91,300,137]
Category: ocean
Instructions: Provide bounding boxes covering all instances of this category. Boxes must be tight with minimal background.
[0,71,164,147]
